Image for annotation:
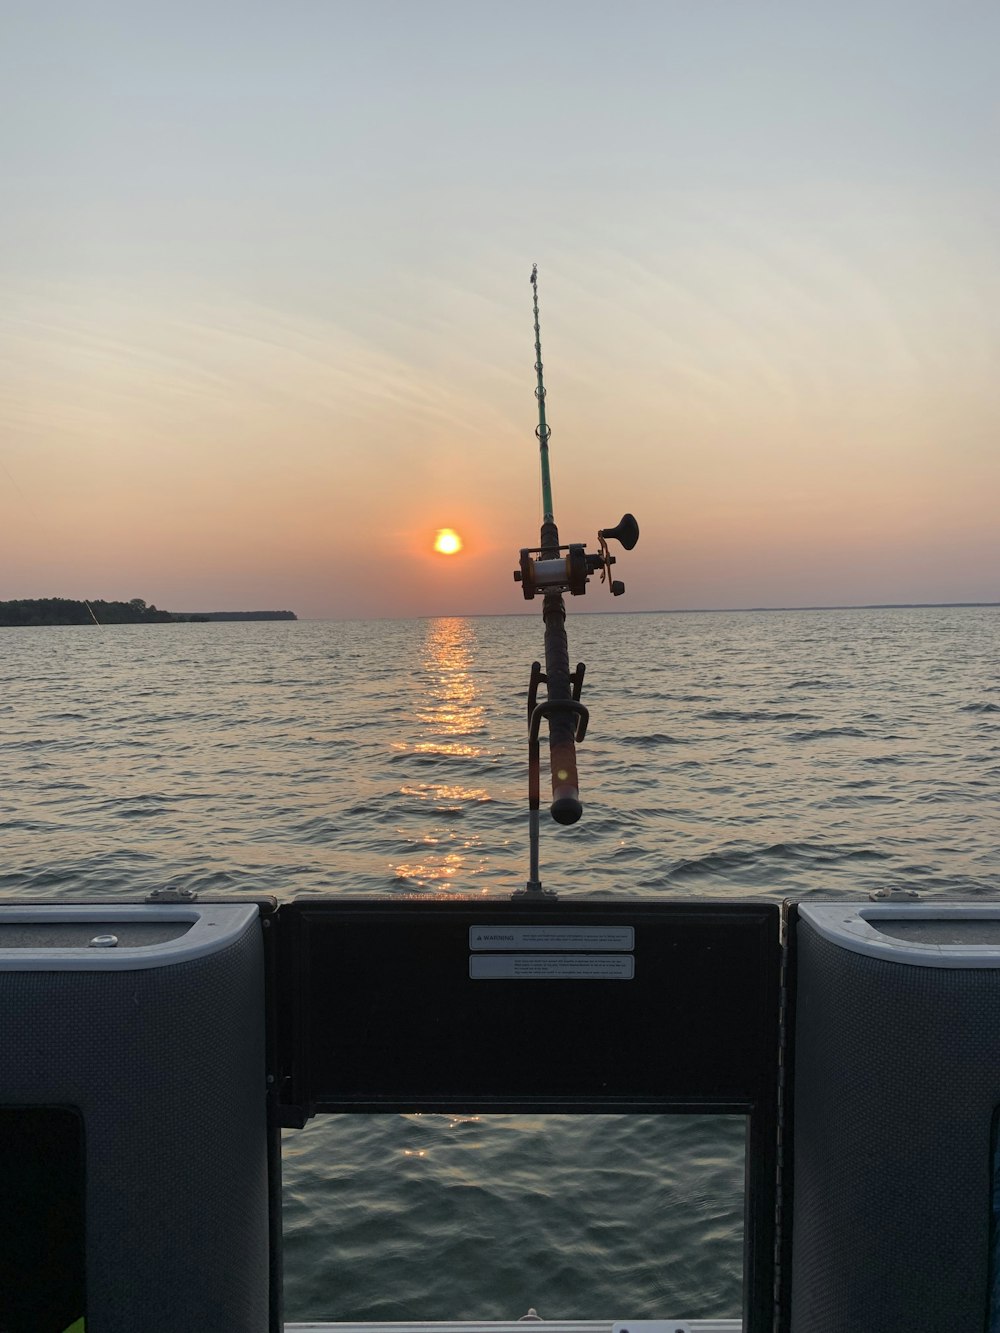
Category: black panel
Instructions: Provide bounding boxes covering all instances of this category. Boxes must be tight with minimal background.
[0,1106,85,1333]
[277,898,780,1112]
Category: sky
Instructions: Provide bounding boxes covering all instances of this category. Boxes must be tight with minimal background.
[1,0,998,618]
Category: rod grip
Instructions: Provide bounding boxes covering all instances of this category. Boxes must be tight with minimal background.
[542,593,583,825]
[548,732,582,825]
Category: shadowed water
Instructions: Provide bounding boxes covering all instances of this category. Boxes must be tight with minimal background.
[2,607,997,1319]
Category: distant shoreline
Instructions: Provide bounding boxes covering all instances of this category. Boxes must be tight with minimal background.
[3,598,994,627]
[649,600,1000,614]
[175,611,298,622]
[0,598,297,626]
[340,601,1000,623]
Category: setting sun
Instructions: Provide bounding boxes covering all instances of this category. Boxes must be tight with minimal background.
[433,528,463,556]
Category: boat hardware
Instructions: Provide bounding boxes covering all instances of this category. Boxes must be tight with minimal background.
[145,885,198,903]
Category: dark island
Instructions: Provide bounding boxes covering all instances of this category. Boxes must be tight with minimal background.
[0,598,297,626]
[175,610,298,621]
[0,598,175,626]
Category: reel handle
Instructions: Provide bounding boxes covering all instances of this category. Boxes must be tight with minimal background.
[599,512,639,551]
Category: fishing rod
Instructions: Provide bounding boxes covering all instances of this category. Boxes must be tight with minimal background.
[515,265,639,894]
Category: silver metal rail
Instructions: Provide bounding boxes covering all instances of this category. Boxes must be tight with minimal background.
[288,1323,741,1333]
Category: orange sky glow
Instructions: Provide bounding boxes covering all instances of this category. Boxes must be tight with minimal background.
[1,4,998,618]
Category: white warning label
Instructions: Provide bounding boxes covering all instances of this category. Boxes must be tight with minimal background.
[469,954,635,980]
[468,925,634,952]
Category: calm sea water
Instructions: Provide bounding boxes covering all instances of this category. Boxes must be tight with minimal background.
[2,607,998,1320]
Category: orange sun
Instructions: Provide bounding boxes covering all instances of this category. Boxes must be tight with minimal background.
[433,528,463,555]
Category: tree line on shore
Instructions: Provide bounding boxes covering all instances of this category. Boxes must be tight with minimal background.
[0,598,178,625]
[0,598,298,625]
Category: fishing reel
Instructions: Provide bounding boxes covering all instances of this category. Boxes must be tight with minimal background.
[514,512,639,600]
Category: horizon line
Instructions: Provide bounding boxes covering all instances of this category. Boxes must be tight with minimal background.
[296,599,1000,622]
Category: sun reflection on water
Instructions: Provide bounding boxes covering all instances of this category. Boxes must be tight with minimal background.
[415,619,486,741]
[391,619,500,891]
[404,739,488,759]
[399,782,491,805]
